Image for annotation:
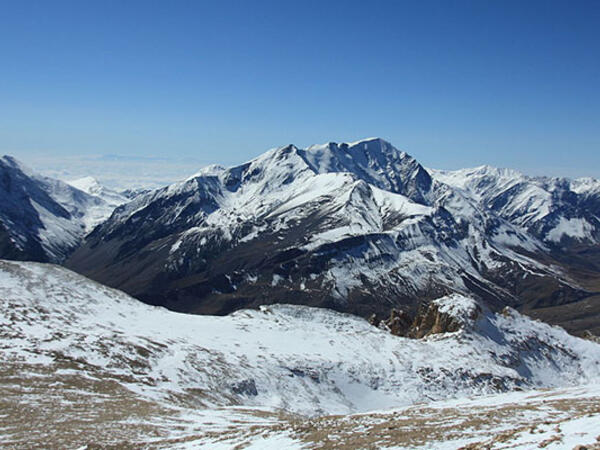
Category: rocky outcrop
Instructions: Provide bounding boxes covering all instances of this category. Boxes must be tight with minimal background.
[376,308,413,336]
[378,294,483,338]
[582,330,600,344]
[411,295,482,338]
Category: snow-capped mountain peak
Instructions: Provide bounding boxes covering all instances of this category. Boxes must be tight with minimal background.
[67,138,592,326]
[185,164,227,181]
[300,138,432,203]
[3,139,600,336]
[430,164,526,196]
[1,154,34,175]
[67,176,128,211]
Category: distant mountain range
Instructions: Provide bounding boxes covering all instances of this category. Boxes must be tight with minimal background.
[2,139,600,335]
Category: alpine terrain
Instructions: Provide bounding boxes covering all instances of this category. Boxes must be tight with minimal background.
[2,259,600,448]
[60,138,600,335]
[0,156,127,263]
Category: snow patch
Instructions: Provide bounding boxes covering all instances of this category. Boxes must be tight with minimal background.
[546,217,594,242]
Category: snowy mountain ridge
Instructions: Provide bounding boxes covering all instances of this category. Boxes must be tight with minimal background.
[67,175,128,206]
[69,138,596,327]
[66,176,129,229]
[431,164,600,243]
[3,139,600,333]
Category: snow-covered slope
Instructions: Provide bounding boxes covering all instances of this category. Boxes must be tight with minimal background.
[67,176,128,230]
[3,259,600,417]
[431,165,600,244]
[68,138,585,321]
[68,176,128,208]
[0,156,126,262]
[2,259,600,448]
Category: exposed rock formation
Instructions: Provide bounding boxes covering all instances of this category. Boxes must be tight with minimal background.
[379,293,483,338]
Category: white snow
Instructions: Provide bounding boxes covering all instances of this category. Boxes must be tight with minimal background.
[3,260,600,448]
[432,294,479,325]
[431,164,600,245]
[546,217,594,243]
[2,260,600,418]
[97,139,563,305]
[0,156,132,261]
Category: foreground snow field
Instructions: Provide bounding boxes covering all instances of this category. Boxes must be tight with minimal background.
[1,259,600,448]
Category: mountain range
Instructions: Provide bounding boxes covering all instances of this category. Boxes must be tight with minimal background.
[3,140,600,447]
[2,139,600,335]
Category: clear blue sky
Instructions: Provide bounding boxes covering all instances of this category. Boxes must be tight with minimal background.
[1,0,599,177]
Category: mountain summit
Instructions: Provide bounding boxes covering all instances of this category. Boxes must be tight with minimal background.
[299,138,433,203]
[1,141,598,333]
[65,139,600,332]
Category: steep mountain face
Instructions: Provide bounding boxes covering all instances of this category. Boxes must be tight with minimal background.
[0,156,125,263]
[67,139,589,322]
